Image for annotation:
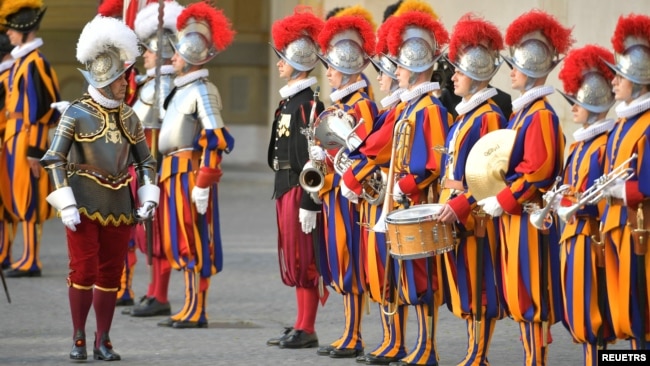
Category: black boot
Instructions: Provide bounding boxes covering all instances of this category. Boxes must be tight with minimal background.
[93,333,121,361]
[69,329,87,360]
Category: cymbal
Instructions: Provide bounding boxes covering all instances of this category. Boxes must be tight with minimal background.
[465,129,516,201]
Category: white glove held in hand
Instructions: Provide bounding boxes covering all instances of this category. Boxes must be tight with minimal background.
[392,181,406,202]
[60,206,81,231]
[340,181,359,204]
[603,178,626,200]
[309,145,326,162]
[136,202,156,220]
[191,186,210,215]
[299,208,318,234]
[478,196,504,217]
[51,101,70,113]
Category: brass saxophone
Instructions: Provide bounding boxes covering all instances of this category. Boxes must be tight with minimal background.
[299,87,326,204]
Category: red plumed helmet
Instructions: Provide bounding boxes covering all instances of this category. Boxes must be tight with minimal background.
[608,13,650,85]
[97,0,123,18]
[504,9,574,78]
[271,6,324,71]
[386,10,449,73]
[317,14,376,75]
[370,15,400,78]
[447,13,503,81]
[175,1,235,65]
[558,45,615,113]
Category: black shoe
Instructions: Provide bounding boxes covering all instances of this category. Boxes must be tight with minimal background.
[330,347,364,358]
[69,330,87,361]
[266,327,294,346]
[130,298,171,317]
[93,333,121,361]
[0,261,10,270]
[317,345,335,356]
[356,355,369,363]
[115,298,134,307]
[388,362,435,366]
[279,330,318,349]
[122,296,149,315]
[365,354,402,365]
[172,320,208,329]
[157,317,175,327]
[5,269,41,278]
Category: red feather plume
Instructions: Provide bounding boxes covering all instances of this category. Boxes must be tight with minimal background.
[177,1,235,52]
[611,13,650,53]
[317,15,376,56]
[505,9,573,55]
[272,6,324,51]
[558,45,615,95]
[448,13,503,62]
[386,10,449,57]
[97,0,123,17]
[376,16,398,55]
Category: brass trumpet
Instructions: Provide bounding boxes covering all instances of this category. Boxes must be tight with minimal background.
[557,153,637,223]
[527,177,570,230]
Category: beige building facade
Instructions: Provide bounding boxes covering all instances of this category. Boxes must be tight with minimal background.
[37,0,649,166]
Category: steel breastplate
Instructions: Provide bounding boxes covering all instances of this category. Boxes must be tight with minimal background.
[132,75,173,129]
[159,79,224,155]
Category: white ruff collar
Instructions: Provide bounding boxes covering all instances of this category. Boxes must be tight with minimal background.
[615,92,650,119]
[512,85,555,112]
[174,69,209,87]
[380,88,406,108]
[455,88,498,116]
[572,118,616,142]
[0,59,14,73]
[146,65,176,77]
[10,38,43,59]
[329,80,367,102]
[88,85,122,109]
[400,82,440,103]
[279,77,317,99]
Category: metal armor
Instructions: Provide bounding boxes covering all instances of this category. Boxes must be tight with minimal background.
[41,96,157,224]
[158,78,224,155]
[132,73,173,129]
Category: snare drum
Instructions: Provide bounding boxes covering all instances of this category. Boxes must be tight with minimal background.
[385,203,456,260]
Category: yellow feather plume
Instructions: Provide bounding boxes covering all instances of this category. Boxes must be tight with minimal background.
[335,5,376,31]
[0,0,43,19]
[394,0,438,20]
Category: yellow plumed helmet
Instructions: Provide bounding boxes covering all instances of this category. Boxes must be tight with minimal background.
[0,0,46,32]
[394,0,438,20]
[334,5,376,31]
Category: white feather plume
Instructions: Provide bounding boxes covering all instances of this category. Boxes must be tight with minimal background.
[76,15,140,64]
[134,1,185,41]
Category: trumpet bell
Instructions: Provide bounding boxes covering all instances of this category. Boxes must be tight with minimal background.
[299,166,325,193]
[315,108,357,149]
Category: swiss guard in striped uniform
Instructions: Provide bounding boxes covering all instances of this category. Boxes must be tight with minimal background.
[40,15,158,361]
[265,6,325,349]
[601,13,650,351]
[556,45,617,366]
[0,0,60,278]
[477,10,573,366]
[309,7,378,359]
[156,1,235,329]
[438,13,508,366]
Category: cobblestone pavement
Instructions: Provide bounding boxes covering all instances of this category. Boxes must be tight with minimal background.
[0,165,628,365]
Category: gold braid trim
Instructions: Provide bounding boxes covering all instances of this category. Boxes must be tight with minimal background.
[70,282,93,290]
[94,285,119,292]
[79,208,135,226]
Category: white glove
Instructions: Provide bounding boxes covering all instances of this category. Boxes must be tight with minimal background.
[299,208,318,234]
[309,145,327,162]
[60,206,81,231]
[51,101,70,113]
[477,196,504,217]
[542,191,563,211]
[603,178,626,200]
[392,181,406,202]
[136,201,156,220]
[191,186,210,215]
[340,180,359,204]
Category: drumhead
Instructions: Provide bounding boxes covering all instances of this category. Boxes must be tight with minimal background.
[385,204,443,224]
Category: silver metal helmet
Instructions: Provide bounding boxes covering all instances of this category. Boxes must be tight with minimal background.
[558,71,615,114]
[504,31,559,79]
[604,39,650,85]
[141,29,177,60]
[79,46,134,89]
[173,20,217,65]
[370,54,398,79]
[318,29,369,75]
[394,26,438,73]
[448,44,501,81]
[271,36,320,72]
